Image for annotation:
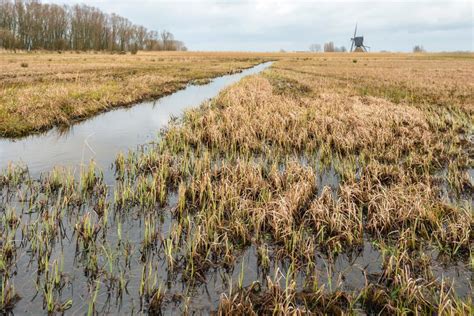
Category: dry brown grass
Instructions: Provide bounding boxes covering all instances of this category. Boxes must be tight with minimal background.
[1,52,473,314]
[0,51,273,137]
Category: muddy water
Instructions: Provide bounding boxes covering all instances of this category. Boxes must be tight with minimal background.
[0,62,273,180]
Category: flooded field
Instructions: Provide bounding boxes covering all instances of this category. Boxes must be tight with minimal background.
[1,53,473,315]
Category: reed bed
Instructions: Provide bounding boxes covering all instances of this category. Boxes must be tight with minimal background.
[0,53,472,314]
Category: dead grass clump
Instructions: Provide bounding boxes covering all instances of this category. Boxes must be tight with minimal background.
[254,161,317,241]
[218,271,353,315]
[360,247,472,315]
[303,185,362,252]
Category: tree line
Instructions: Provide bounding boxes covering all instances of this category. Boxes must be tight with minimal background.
[0,0,186,52]
[309,42,347,52]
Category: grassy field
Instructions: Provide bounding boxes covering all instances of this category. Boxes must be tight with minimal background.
[0,51,271,137]
[1,52,473,314]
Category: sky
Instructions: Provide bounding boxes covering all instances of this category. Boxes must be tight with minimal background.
[48,0,473,52]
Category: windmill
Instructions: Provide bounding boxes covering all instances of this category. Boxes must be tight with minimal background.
[350,23,370,52]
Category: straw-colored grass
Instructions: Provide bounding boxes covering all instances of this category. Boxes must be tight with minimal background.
[0,51,271,137]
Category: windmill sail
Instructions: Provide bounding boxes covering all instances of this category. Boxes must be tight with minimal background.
[350,23,358,52]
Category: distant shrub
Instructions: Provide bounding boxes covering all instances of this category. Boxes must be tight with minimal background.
[20,62,28,68]
[413,45,426,53]
[324,42,335,52]
[352,59,357,63]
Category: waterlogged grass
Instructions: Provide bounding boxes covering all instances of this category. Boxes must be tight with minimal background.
[0,53,473,314]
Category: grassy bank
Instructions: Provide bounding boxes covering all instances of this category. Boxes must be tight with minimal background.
[0,51,270,137]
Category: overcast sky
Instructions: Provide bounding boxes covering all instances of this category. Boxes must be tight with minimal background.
[49,0,473,52]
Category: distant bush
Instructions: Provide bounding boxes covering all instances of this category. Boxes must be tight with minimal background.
[324,42,335,52]
[324,42,346,53]
[20,62,28,68]
[309,43,321,52]
[337,46,347,52]
[413,45,426,53]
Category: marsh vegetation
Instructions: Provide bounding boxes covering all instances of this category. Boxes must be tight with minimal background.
[0,53,473,314]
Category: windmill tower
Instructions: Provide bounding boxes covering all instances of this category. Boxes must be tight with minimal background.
[350,23,370,52]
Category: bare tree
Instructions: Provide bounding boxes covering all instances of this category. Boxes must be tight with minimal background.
[160,30,174,51]
[334,46,347,52]
[172,40,187,51]
[413,45,425,53]
[0,0,17,50]
[309,43,321,52]
[324,42,347,53]
[0,0,185,52]
[324,42,335,52]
